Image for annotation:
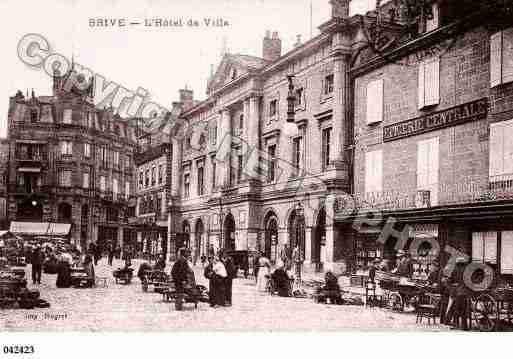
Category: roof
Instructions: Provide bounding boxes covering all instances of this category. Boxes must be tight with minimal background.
[229,54,269,70]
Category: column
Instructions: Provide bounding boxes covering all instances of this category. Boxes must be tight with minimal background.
[245,96,260,180]
[118,227,124,259]
[171,138,182,199]
[329,32,351,170]
[304,226,312,265]
[216,108,232,188]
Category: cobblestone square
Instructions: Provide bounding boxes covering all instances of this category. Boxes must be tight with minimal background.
[1,259,447,331]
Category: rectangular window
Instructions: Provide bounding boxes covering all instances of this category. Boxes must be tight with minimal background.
[83,172,90,189]
[183,173,190,199]
[472,232,498,264]
[268,145,276,183]
[292,137,303,176]
[212,156,217,189]
[501,231,513,274]
[100,147,108,167]
[125,181,130,199]
[100,176,106,192]
[139,171,144,187]
[425,3,439,32]
[324,74,334,95]
[366,79,384,125]
[197,165,204,196]
[145,169,150,188]
[113,151,119,166]
[63,109,72,124]
[417,137,439,206]
[60,170,72,187]
[296,88,304,106]
[125,155,130,169]
[237,155,243,183]
[269,99,278,117]
[87,112,94,128]
[491,28,513,87]
[151,166,156,186]
[489,119,513,182]
[322,128,332,170]
[60,141,73,156]
[418,57,440,109]
[158,164,163,184]
[84,143,91,158]
[239,114,244,134]
[113,178,118,200]
[365,149,383,194]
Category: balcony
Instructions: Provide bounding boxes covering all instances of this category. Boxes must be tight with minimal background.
[16,153,47,162]
[353,175,513,213]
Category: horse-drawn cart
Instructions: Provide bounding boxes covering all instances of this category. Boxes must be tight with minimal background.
[471,287,513,331]
[376,271,427,311]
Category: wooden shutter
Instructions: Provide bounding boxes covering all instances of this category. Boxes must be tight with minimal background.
[374,150,383,193]
[365,151,373,193]
[484,232,497,264]
[417,140,429,189]
[365,150,382,193]
[501,231,513,274]
[418,62,426,109]
[489,122,504,178]
[502,28,513,85]
[425,58,440,106]
[366,79,383,124]
[428,137,439,205]
[503,121,513,177]
[491,31,503,87]
[472,232,484,262]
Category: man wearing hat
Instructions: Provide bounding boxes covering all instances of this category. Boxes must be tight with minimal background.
[444,257,472,329]
[30,245,45,285]
[394,250,413,278]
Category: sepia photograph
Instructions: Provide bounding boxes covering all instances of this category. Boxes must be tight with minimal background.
[1,1,513,350]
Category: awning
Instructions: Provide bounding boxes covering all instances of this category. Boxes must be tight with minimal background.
[9,222,70,236]
[17,167,41,173]
[47,223,71,236]
[10,221,50,235]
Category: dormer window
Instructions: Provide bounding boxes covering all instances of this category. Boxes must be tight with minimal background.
[30,109,38,123]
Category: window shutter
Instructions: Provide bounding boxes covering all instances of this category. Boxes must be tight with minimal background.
[418,62,425,109]
[503,121,513,177]
[365,150,382,193]
[417,140,429,189]
[502,28,513,85]
[366,79,383,124]
[484,232,497,264]
[365,152,373,193]
[490,31,503,87]
[60,141,66,155]
[424,58,440,106]
[489,122,504,177]
[501,231,513,274]
[472,232,484,262]
[428,138,439,205]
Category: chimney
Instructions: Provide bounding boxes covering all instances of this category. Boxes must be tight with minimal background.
[172,101,184,114]
[330,0,350,19]
[263,30,282,62]
[294,34,302,47]
[179,88,194,111]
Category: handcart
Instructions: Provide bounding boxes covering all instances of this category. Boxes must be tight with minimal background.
[376,271,425,311]
[471,287,513,331]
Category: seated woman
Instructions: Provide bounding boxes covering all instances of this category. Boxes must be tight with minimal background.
[271,261,291,297]
[321,269,343,305]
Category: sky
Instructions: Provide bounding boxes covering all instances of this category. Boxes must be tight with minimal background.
[0,0,375,138]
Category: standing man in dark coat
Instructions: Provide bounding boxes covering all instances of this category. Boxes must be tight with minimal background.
[107,242,114,266]
[222,253,237,306]
[31,245,44,285]
[171,248,190,310]
[204,257,216,307]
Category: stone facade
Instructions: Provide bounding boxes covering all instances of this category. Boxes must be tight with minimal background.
[5,74,138,252]
[166,1,362,271]
[346,0,513,277]
[0,138,8,228]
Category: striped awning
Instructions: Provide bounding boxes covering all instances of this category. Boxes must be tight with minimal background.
[47,223,71,236]
[10,221,49,235]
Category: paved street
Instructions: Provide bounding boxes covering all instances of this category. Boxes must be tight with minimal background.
[1,259,447,331]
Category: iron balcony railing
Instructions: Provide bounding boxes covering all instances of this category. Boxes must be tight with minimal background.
[353,174,513,211]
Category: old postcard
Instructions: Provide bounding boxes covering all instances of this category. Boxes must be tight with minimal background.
[1,0,513,346]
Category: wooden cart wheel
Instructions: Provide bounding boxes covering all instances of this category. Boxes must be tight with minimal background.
[388,292,404,311]
[473,293,498,331]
